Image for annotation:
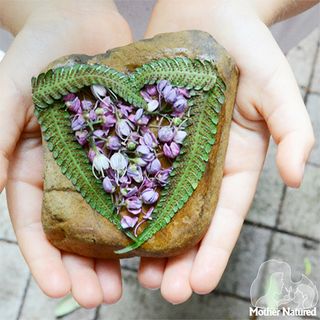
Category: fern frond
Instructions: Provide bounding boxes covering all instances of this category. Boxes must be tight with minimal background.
[115,79,226,254]
[36,103,136,241]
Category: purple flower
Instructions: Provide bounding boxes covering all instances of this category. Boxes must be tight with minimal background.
[102,114,117,129]
[145,85,157,96]
[119,174,131,187]
[93,129,104,138]
[134,108,144,122]
[63,93,76,102]
[89,109,97,121]
[127,164,143,183]
[146,158,161,175]
[88,149,96,162]
[71,114,85,131]
[136,145,151,156]
[75,130,88,145]
[141,188,159,204]
[120,186,138,197]
[116,119,132,138]
[158,126,174,143]
[163,142,180,159]
[176,88,190,98]
[100,96,112,108]
[103,176,116,193]
[136,115,150,126]
[156,168,171,186]
[126,196,142,214]
[165,88,178,104]
[157,80,169,94]
[133,157,148,167]
[106,136,121,151]
[91,84,107,98]
[119,103,133,117]
[173,96,188,114]
[140,131,158,148]
[136,145,155,162]
[174,130,187,144]
[121,215,138,229]
[82,99,93,110]
[143,206,154,220]
[110,152,128,172]
[66,97,82,113]
[140,90,152,102]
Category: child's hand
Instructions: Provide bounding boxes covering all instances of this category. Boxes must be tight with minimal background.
[0,0,132,307]
[137,0,315,304]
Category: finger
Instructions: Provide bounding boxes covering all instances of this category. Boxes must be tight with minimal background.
[138,257,166,289]
[95,259,122,304]
[190,123,267,294]
[160,247,197,304]
[258,60,315,187]
[62,254,103,308]
[7,142,70,298]
[0,13,133,192]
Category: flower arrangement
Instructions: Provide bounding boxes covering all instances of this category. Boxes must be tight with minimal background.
[64,80,190,236]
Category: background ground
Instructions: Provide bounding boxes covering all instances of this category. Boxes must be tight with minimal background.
[0,12,319,320]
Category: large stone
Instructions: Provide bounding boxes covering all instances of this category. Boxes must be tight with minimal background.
[40,31,238,258]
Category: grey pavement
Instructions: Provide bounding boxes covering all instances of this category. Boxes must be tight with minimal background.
[0,24,319,320]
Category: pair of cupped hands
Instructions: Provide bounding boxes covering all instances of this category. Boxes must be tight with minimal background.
[0,0,315,307]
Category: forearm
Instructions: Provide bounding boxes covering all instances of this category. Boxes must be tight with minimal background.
[0,0,119,35]
[249,0,319,25]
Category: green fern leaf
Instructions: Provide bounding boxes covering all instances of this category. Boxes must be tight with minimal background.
[115,79,225,254]
[32,64,147,110]
[36,103,136,241]
[131,57,218,91]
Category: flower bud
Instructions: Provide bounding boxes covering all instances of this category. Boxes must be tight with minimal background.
[103,176,116,193]
[146,158,161,175]
[158,126,174,143]
[141,188,159,204]
[174,130,187,144]
[126,196,142,214]
[121,216,138,229]
[163,142,180,159]
[110,152,128,171]
[91,84,107,98]
[106,136,121,151]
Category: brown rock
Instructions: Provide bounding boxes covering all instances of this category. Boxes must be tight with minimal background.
[41,30,238,258]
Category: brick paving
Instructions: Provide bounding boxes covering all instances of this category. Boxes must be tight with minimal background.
[0,28,319,320]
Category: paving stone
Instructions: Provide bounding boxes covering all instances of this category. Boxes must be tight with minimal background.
[120,256,140,271]
[98,269,250,320]
[278,164,320,240]
[0,190,16,241]
[311,44,320,93]
[267,232,320,317]
[19,279,96,320]
[217,225,272,299]
[287,28,319,88]
[0,242,29,320]
[307,93,320,166]
[246,141,283,227]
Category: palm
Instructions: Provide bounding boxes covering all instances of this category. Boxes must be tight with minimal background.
[1,15,132,306]
[137,11,314,303]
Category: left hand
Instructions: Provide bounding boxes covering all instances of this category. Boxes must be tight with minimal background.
[137,0,315,304]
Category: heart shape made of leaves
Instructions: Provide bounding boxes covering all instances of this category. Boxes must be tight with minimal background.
[32,57,226,254]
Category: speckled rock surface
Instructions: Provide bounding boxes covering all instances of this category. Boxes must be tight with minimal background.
[41,30,238,258]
